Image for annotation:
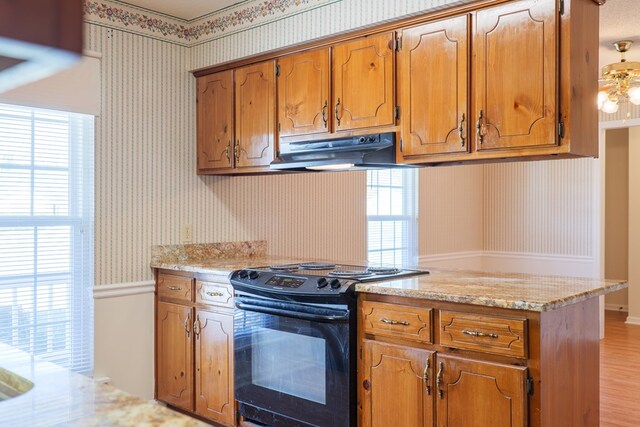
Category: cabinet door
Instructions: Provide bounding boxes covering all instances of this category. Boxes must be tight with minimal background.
[435,354,527,427]
[473,0,557,151]
[362,340,434,427]
[278,48,331,137]
[333,32,395,131]
[399,16,469,157]
[235,61,276,168]
[197,70,234,172]
[157,302,194,411]
[195,309,235,426]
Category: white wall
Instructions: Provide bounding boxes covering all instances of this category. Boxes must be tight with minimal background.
[627,127,640,324]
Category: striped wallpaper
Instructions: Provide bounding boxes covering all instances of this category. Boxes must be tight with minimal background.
[87,0,605,285]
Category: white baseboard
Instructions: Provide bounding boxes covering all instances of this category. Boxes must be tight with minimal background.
[625,316,640,326]
[605,303,629,312]
[93,280,155,299]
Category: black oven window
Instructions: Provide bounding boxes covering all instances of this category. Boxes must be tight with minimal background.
[251,327,326,404]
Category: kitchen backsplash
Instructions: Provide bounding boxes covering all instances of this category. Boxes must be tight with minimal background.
[151,240,268,265]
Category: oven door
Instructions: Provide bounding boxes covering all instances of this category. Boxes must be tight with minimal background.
[234,295,355,427]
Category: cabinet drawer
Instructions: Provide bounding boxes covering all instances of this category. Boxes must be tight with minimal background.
[361,301,432,343]
[157,274,193,302]
[439,311,527,358]
[196,280,234,308]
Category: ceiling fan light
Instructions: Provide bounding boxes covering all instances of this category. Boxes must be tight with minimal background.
[601,99,620,114]
[628,86,640,105]
[597,91,609,109]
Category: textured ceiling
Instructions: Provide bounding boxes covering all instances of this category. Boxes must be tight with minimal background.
[118,0,243,20]
[599,0,640,68]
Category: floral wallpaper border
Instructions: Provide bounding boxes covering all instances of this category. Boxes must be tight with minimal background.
[83,0,339,46]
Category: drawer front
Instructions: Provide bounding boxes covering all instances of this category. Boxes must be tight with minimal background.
[361,301,432,343]
[157,274,193,302]
[439,311,527,358]
[196,280,233,308]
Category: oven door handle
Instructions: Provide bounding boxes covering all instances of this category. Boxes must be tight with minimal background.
[235,301,350,323]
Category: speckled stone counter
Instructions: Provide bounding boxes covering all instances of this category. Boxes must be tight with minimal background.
[151,253,626,312]
[0,347,207,427]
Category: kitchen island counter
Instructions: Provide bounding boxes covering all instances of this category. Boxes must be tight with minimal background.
[0,345,207,427]
[152,255,626,312]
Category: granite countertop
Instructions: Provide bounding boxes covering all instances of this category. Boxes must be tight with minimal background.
[0,344,207,427]
[150,242,626,312]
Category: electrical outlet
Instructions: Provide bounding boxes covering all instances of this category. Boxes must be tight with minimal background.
[181,224,193,243]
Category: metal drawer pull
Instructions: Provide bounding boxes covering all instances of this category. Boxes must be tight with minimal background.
[423,358,431,395]
[193,316,201,339]
[184,313,191,338]
[168,286,182,291]
[206,291,224,297]
[462,329,498,339]
[437,362,444,399]
[380,318,409,326]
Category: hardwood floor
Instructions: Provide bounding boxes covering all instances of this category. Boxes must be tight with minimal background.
[600,310,640,426]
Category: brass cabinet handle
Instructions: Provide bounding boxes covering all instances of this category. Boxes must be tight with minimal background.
[437,362,444,399]
[234,140,241,162]
[322,100,328,128]
[193,316,201,339]
[184,313,191,338]
[168,286,181,291]
[335,97,341,126]
[476,109,484,144]
[458,113,466,147]
[206,291,224,297]
[462,329,499,339]
[225,140,231,163]
[423,358,431,395]
[380,318,409,326]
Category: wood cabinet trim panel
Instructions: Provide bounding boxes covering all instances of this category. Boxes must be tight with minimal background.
[399,15,470,158]
[195,280,234,308]
[362,300,432,343]
[472,0,558,151]
[436,353,528,427]
[277,48,331,137]
[158,273,194,303]
[362,339,435,427]
[195,309,235,426]
[156,302,194,411]
[332,32,396,132]
[439,310,527,358]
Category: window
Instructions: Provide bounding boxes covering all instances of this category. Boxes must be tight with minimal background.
[0,103,94,372]
[367,169,418,266]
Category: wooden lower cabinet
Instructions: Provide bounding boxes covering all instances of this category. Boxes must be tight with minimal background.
[436,354,527,427]
[155,271,235,426]
[195,309,235,425]
[361,340,434,427]
[157,301,194,411]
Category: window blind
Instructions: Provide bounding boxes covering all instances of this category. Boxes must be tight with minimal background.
[0,103,94,372]
[367,169,418,266]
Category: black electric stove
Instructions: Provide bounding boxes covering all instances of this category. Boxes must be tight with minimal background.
[230,262,428,427]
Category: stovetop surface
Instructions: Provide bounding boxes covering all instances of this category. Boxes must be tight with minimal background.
[229,262,429,301]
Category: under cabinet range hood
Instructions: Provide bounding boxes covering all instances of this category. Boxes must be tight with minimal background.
[270,132,411,171]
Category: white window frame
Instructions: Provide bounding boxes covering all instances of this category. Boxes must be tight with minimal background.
[366,168,418,266]
[0,103,94,372]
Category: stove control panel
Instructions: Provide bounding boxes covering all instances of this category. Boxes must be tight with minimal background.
[230,269,352,295]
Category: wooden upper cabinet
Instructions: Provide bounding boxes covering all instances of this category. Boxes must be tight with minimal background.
[157,302,194,412]
[436,354,527,427]
[333,32,396,132]
[473,0,557,151]
[195,310,235,426]
[362,340,434,427]
[278,48,331,137]
[399,15,469,157]
[197,71,234,172]
[234,60,276,168]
